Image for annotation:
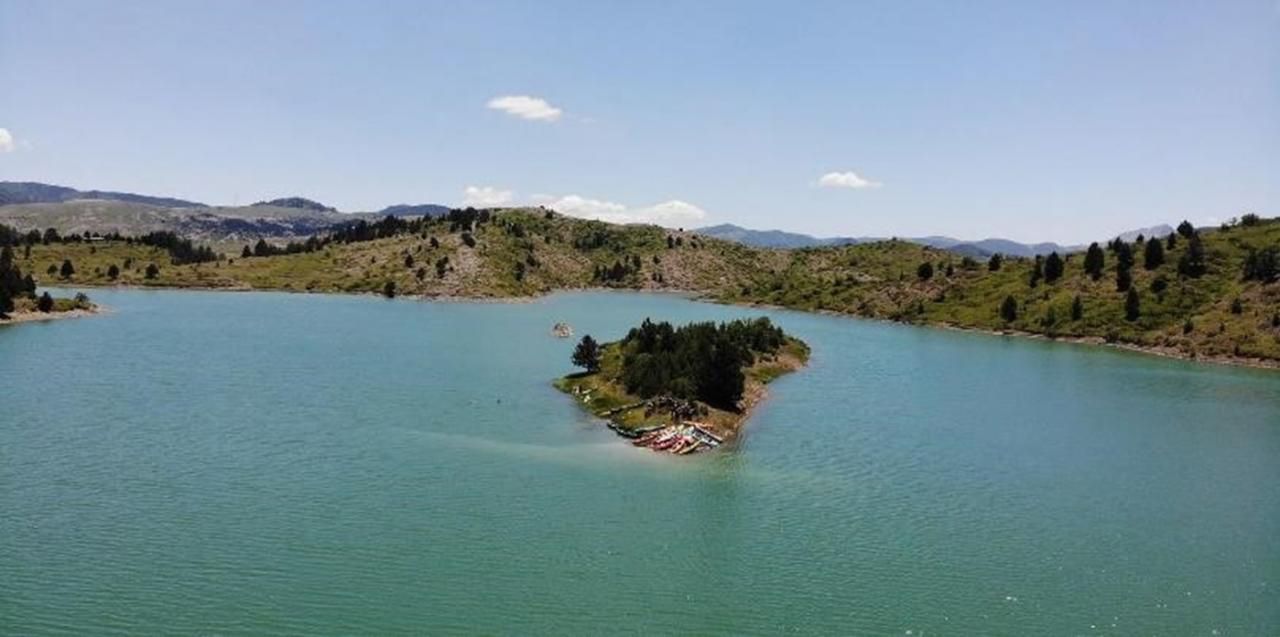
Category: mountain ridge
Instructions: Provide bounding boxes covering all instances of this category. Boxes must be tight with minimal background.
[697,223,1177,257]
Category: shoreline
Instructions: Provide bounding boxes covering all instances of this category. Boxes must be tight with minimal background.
[53,281,1278,371]
[0,307,102,325]
[722,298,1280,373]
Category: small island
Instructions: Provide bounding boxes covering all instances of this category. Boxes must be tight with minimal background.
[555,317,809,454]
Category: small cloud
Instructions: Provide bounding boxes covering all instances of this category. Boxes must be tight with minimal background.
[486,95,562,122]
[462,185,514,207]
[540,194,707,227]
[817,170,881,189]
[0,128,14,153]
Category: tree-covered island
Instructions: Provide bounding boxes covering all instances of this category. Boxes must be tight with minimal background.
[555,317,809,453]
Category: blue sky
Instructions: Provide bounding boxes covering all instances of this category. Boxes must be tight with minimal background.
[0,0,1275,243]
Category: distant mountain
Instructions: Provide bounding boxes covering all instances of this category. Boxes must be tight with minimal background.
[0,181,206,208]
[251,197,336,213]
[1116,224,1175,242]
[0,182,450,245]
[379,203,451,217]
[694,224,860,249]
[697,223,1096,257]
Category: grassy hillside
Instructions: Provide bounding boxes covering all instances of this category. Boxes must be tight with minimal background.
[18,209,1280,364]
[17,208,774,298]
[716,218,1280,362]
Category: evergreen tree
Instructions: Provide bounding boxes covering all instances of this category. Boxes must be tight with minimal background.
[404,254,415,269]
[241,245,252,259]
[572,335,602,372]
[383,281,396,298]
[1165,233,1177,250]
[37,291,54,312]
[1000,295,1018,322]
[1043,251,1064,283]
[1116,264,1132,292]
[1242,247,1279,282]
[1143,237,1165,269]
[1070,295,1083,321]
[1114,241,1135,270]
[1124,288,1140,321]
[1177,220,1195,238]
[987,253,1003,271]
[1177,234,1206,278]
[916,261,934,280]
[107,264,120,279]
[60,259,75,278]
[145,263,160,279]
[0,285,11,317]
[1083,242,1105,280]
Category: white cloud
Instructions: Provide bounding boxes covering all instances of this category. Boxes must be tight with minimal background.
[486,95,562,122]
[540,194,707,227]
[462,185,514,207]
[0,128,14,153]
[817,170,881,189]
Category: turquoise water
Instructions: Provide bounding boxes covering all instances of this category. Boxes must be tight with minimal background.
[2,288,1278,635]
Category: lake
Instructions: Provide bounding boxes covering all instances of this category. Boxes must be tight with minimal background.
[2,288,1278,634]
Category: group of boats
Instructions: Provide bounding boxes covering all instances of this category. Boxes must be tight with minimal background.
[630,423,723,455]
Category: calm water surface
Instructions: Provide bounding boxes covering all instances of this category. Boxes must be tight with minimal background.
[2,289,1278,635]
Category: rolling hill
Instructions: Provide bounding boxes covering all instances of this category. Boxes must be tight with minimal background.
[12,207,1279,366]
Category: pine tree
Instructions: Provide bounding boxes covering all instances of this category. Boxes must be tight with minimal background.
[1143,238,1165,270]
[1124,288,1140,321]
[1044,251,1064,283]
[107,264,120,279]
[145,263,160,279]
[572,335,602,372]
[1000,295,1018,322]
[1165,233,1177,250]
[1177,220,1195,238]
[383,281,396,298]
[37,291,54,312]
[1116,264,1132,292]
[60,259,75,278]
[987,253,1003,271]
[1177,234,1206,278]
[241,245,252,259]
[1115,241,1135,270]
[1083,242,1105,280]
[1070,295,1083,321]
